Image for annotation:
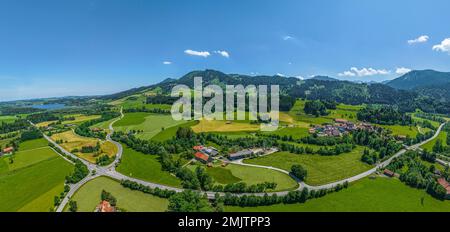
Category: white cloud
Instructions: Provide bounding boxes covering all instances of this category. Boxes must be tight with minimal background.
[296,75,305,80]
[214,50,230,58]
[338,71,356,77]
[396,67,412,75]
[283,35,294,41]
[407,35,429,45]
[184,49,210,57]
[338,67,390,77]
[163,61,172,65]
[276,73,286,77]
[432,38,450,53]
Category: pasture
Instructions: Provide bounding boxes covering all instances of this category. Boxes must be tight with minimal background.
[226,177,450,212]
[288,99,362,125]
[152,120,199,142]
[0,139,73,212]
[114,112,185,140]
[188,163,298,191]
[244,147,372,186]
[421,130,448,151]
[64,177,168,212]
[191,120,260,133]
[116,144,182,187]
[380,124,419,137]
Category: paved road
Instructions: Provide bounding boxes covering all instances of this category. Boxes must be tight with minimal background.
[232,123,446,191]
[34,118,445,210]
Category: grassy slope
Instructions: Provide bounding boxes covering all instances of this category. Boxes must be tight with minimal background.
[65,176,168,212]
[226,177,450,212]
[0,116,18,123]
[421,130,448,151]
[187,163,298,191]
[245,148,372,186]
[116,144,182,187]
[115,112,185,140]
[152,120,199,142]
[288,99,362,125]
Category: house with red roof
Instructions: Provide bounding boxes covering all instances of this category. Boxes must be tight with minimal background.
[95,200,116,212]
[437,178,450,199]
[194,152,212,164]
[2,147,14,155]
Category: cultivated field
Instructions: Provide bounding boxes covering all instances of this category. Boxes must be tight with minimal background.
[244,147,372,186]
[116,144,182,187]
[51,130,117,163]
[64,177,168,212]
[0,139,73,212]
[191,120,260,133]
[226,177,450,212]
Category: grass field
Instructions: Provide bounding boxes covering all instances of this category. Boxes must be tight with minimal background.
[51,130,117,163]
[191,120,260,133]
[260,126,309,139]
[116,144,182,187]
[421,130,448,151]
[226,177,450,212]
[111,94,171,111]
[114,112,185,140]
[380,124,419,137]
[64,177,168,212]
[152,120,199,142]
[0,115,18,123]
[0,139,73,212]
[206,167,242,184]
[62,114,101,125]
[288,99,362,125]
[245,147,372,186]
[188,163,298,191]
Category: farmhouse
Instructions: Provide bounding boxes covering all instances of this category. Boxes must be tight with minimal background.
[228,149,253,161]
[194,152,212,164]
[95,200,116,212]
[437,178,450,199]
[2,147,14,155]
[383,169,395,177]
[201,147,218,156]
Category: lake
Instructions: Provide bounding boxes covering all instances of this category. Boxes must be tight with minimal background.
[32,103,66,110]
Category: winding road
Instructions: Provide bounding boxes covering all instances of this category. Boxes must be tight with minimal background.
[31,114,445,212]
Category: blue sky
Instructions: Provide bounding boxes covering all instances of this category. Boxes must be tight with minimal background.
[1,0,450,101]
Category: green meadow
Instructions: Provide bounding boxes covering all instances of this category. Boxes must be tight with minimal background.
[226,177,450,212]
[116,144,182,187]
[245,147,372,186]
[115,112,185,140]
[421,130,448,151]
[64,177,168,212]
[152,120,199,142]
[0,139,73,212]
[188,163,298,191]
[288,99,362,125]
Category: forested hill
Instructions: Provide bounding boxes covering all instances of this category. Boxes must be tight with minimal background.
[101,69,450,114]
[386,70,450,90]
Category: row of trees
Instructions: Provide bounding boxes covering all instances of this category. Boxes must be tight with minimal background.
[0,119,30,134]
[386,151,449,200]
[357,105,412,125]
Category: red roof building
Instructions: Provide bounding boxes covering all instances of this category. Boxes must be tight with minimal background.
[193,145,204,151]
[3,147,13,154]
[95,200,116,212]
[194,152,210,164]
[437,178,450,197]
[383,169,395,177]
[334,118,348,124]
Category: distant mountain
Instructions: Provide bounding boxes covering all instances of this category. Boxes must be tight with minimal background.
[100,69,450,114]
[386,70,450,90]
[310,76,338,82]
